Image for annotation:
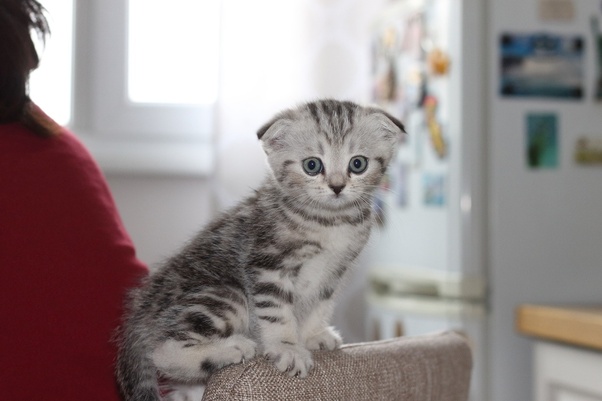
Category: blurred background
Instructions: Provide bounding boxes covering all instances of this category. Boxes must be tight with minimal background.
[30,0,602,400]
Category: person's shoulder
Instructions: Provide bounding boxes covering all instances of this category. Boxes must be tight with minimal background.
[0,122,40,148]
[54,127,96,163]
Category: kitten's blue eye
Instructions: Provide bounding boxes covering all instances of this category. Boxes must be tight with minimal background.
[349,156,368,174]
[302,157,323,176]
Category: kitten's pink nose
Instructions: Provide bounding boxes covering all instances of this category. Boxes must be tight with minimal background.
[329,184,345,195]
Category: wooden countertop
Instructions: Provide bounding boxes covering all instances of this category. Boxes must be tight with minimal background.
[516,304,602,351]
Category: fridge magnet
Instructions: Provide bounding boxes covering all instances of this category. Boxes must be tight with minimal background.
[371,9,428,121]
[427,47,451,76]
[574,136,602,165]
[526,113,559,169]
[371,26,400,104]
[538,0,575,22]
[422,173,446,207]
[380,57,399,103]
[423,95,448,159]
[500,33,584,99]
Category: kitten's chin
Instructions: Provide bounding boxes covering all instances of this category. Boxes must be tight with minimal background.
[317,194,359,212]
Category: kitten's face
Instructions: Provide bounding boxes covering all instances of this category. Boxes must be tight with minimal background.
[258,100,405,212]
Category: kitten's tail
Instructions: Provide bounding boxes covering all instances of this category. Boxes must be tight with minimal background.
[116,327,161,401]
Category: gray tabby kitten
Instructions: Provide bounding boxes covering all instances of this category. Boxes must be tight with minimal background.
[116,99,405,401]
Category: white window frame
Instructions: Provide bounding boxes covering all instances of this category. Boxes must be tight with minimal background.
[70,0,216,176]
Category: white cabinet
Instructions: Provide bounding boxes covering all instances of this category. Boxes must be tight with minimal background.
[535,342,602,401]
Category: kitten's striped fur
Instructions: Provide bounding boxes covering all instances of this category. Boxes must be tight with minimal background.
[116,100,405,401]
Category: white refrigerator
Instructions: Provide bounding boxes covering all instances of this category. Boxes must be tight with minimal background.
[366,0,602,400]
[365,0,487,400]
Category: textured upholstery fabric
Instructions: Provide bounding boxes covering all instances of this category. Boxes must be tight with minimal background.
[202,331,472,401]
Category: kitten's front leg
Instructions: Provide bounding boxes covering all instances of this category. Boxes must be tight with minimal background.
[252,281,314,378]
[301,298,342,351]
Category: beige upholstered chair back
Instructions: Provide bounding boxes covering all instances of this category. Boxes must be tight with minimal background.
[202,331,472,401]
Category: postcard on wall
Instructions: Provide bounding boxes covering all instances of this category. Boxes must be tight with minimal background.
[575,136,602,165]
[500,33,584,99]
[538,0,574,22]
[423,173,446,207]
[526,113,559,169]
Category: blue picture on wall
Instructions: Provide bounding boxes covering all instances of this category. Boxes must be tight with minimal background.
[526,113,559,169]
[500,33,584,99]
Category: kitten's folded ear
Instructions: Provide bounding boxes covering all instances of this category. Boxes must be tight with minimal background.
[256,110,296,154]
[369,108,406,135]
[257,109,297,140]
[380,110,406,134]
[257,117,278,140]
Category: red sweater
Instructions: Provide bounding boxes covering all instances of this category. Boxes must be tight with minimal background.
[0,123,148,400]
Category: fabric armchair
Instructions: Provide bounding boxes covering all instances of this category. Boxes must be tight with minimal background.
[202,331,472,401]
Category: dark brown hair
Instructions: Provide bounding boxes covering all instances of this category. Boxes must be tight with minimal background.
[0,0,56,136]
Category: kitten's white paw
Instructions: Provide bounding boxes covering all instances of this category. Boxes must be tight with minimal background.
[263,342,314,378]
[305,326,342,351]
[221,334,258,364]
[165,384,205,401]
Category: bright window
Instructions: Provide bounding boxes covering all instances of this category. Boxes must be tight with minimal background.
[28,0,219,175]
[127,0,220,105]
[29,0,74,126]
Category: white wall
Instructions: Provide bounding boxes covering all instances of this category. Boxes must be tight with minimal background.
[488,1,602,400]
[106,176,213,268]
